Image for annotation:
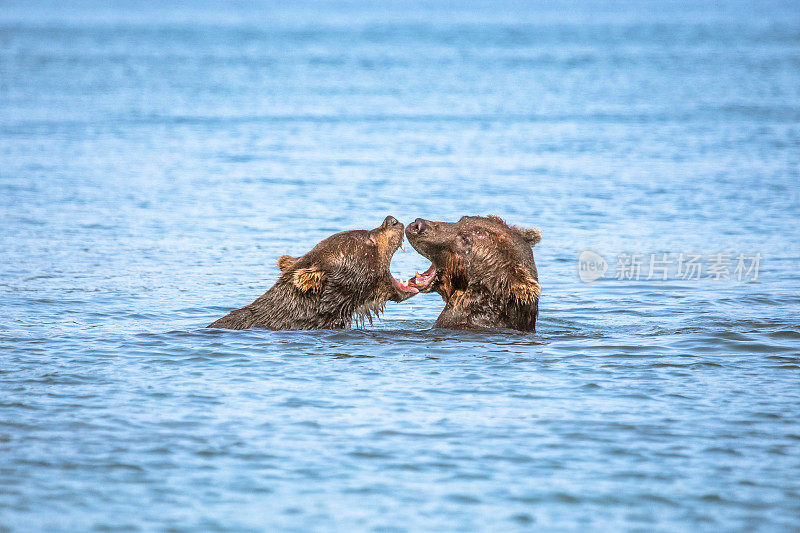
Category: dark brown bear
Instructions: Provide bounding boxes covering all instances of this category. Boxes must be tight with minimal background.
[207,216,419,330]
[405,215,542,332]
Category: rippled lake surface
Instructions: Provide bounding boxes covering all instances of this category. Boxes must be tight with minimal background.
[2,0,800,530]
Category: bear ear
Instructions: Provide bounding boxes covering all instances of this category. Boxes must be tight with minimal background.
[513,226,542,246]
[510,273,541,303]
[293,267,325,293]
[277,255,299,272]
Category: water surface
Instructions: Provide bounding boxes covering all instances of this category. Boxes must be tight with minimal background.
[1,0,800,530]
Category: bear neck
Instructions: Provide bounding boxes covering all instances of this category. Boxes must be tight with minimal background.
[209,277,369,330]
[436,283,538,332]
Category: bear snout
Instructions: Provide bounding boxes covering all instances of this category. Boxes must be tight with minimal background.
[382,216,401,228]
[406,218,427,235]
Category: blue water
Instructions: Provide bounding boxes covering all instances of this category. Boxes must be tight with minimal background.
[2,1,800,530]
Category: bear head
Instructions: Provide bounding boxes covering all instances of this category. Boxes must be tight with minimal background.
[405,215,541,331]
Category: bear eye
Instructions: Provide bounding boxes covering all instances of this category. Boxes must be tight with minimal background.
[456,233,472,250]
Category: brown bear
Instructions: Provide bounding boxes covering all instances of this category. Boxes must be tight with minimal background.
[404,215,542,332]
[207,216,419,330]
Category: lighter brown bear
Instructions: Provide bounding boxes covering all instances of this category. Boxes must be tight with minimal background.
[208,216,418,330]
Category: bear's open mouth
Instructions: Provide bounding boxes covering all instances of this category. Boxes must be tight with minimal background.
[390,265,436,295]
[407,264,437,292]
[388,235,418,293]
[392,276,418,294]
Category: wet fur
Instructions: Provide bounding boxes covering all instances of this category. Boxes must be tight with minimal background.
[407,215,541,332]
[208,220,411,330]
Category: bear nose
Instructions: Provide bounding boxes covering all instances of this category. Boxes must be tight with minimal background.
[407,218,427,235]
[383,216,400,228]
